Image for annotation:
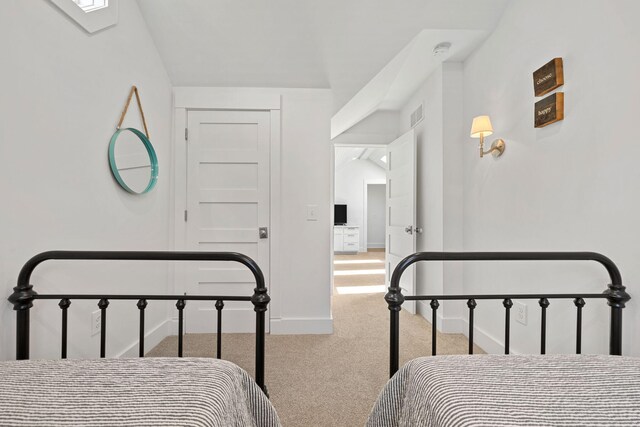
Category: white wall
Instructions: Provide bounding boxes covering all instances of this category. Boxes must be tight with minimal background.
[398,62,465,329]
[0,0,173,360]
[171,87,335,335]
[335,158,386,251]
[332,110,400,145]
[275,89,334,333]
[462,0,640,356]
[367,184,386,248]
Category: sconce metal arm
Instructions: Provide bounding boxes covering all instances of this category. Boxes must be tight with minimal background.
[479,135,506,158]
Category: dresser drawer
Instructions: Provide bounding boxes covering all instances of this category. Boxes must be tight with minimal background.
[343,242,358,251]
[343,234,359,244]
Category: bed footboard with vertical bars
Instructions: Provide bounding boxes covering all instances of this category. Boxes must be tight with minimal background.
[8,250,270,392]
[385,251,631,377]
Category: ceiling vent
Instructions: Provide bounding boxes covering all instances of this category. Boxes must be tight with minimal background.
[410,104,424,128]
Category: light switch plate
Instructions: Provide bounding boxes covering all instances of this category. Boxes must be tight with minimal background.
[307,204,318,221]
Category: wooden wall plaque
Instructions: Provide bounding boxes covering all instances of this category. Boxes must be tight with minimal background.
[534,92,564,128]
[533,58,564,96]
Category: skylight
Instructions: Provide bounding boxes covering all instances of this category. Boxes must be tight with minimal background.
[72,0,108,13]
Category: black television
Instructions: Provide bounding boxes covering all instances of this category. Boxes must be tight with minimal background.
[334,204,347,225]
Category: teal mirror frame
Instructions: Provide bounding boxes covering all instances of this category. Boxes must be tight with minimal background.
[108,127,158,195]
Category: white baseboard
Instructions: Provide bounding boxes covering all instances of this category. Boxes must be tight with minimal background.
[367,243,385,249]
[117,319,173,358]
[185,308,256,333]
[270,317,333,335]
[437,315,466,334]
[417,301,464,333]
[416,301,509,354]
[459,318,515,355]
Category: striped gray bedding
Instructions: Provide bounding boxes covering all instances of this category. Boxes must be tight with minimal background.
[367,354,640,427]
[0,357,281,427]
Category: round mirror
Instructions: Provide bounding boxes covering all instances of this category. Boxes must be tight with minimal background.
[108,128,158,194]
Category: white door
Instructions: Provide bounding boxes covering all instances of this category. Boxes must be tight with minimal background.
[386,129,417,314]
[186,110,270,332]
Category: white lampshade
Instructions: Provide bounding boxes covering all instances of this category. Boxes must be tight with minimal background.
[470,115,493,138]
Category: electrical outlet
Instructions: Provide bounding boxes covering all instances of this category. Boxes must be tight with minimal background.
[91,310,101,336]
[514,301,527,325]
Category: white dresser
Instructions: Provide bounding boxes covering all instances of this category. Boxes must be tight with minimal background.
[334,225,360,254]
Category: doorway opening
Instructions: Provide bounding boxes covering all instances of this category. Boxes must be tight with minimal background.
[333,146,387,295]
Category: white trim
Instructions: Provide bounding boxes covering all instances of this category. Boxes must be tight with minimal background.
[417,301,513,355]
[172,107,187,251]
[417,300,433,323]
[436,313,466,334]
[332,133,398,146]
[270,317,334,335]
[329,146,335,298]
[418,302,465,334]
[332,143,389,254]
[362,179,386,252]
[269,109,282,321]
[116,318,173,358]
[50,0,118,34]
[173,87,281,110]
[460,318,515,355]
[172,107,187,296]
[72,0,108,13]
[333,141,393,148]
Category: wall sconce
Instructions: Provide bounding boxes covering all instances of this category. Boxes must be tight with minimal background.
[470,115,505,158]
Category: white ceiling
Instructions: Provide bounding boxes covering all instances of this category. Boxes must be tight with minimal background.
[137,0,510,111]
[331,28,489,138]
[335,147,386,171]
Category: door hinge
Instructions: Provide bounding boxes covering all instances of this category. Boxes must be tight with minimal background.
[184,210,188,222]
[185,128,188,141]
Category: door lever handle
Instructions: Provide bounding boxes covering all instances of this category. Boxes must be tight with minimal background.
[405,225,422,235]
[259,227,269,239]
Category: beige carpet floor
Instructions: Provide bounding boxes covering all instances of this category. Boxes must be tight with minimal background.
[147,250,480,426]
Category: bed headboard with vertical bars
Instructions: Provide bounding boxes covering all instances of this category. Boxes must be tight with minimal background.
[385,251,631,377]
[8,250,270,393]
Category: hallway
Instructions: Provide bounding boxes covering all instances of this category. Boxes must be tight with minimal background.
[334,249,385,294]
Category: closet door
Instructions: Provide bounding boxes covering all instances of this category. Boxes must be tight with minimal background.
[186,110,270,332]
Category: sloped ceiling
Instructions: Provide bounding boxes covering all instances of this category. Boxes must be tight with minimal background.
[137,0,509,112]
[331,28,489,138]
[335,147,386,171]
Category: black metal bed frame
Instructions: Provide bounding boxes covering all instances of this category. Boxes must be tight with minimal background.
[8,250,270,392]
[385,251,631,377]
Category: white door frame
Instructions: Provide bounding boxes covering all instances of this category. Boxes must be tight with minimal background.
[172,87,282,323]
[362,179,386,251]
[331,142,388,296]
